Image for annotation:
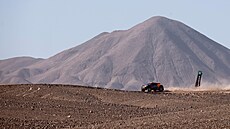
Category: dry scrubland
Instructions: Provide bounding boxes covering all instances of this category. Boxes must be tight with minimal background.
[0,84,230,129]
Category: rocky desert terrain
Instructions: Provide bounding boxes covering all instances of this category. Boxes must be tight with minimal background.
[0,84,230,129]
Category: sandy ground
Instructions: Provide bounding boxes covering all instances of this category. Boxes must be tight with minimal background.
[0,84,230,129]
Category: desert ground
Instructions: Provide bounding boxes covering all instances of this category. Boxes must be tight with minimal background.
[0,84,229,129]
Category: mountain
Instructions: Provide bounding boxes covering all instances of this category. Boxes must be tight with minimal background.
[1,16,230,90]
[0,57,43,84]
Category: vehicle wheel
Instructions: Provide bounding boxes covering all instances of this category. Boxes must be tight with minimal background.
[159,85,164,92]
[141,88,145,92]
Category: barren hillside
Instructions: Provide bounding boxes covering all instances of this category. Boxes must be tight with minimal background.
[1,16,230,90]
[0,84,229,128]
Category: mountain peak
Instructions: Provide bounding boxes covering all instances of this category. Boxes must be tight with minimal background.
[130,16,178,32]
[147,16,172,22]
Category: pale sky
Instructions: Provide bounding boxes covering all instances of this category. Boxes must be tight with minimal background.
[0,0,229,60]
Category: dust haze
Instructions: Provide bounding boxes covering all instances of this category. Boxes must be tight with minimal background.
[168,82,230,91]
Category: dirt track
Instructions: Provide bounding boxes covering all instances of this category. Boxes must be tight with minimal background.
[0,84,230,129]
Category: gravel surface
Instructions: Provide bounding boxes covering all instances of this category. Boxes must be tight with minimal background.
[0,84,229,129]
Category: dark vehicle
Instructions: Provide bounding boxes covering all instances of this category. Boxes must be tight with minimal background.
[141,82,164,92]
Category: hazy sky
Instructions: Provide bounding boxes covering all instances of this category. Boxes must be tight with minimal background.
[0,0,229,60]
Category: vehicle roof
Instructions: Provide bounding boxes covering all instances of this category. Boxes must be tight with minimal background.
[148,82,160,84]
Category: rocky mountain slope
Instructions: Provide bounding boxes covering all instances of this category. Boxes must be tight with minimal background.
[0,57,43,84]
[1,16,230,90]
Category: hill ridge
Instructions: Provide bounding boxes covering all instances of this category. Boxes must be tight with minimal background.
[0,16,230,90]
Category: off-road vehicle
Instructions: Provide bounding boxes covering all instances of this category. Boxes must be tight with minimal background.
[141,82,164,92]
